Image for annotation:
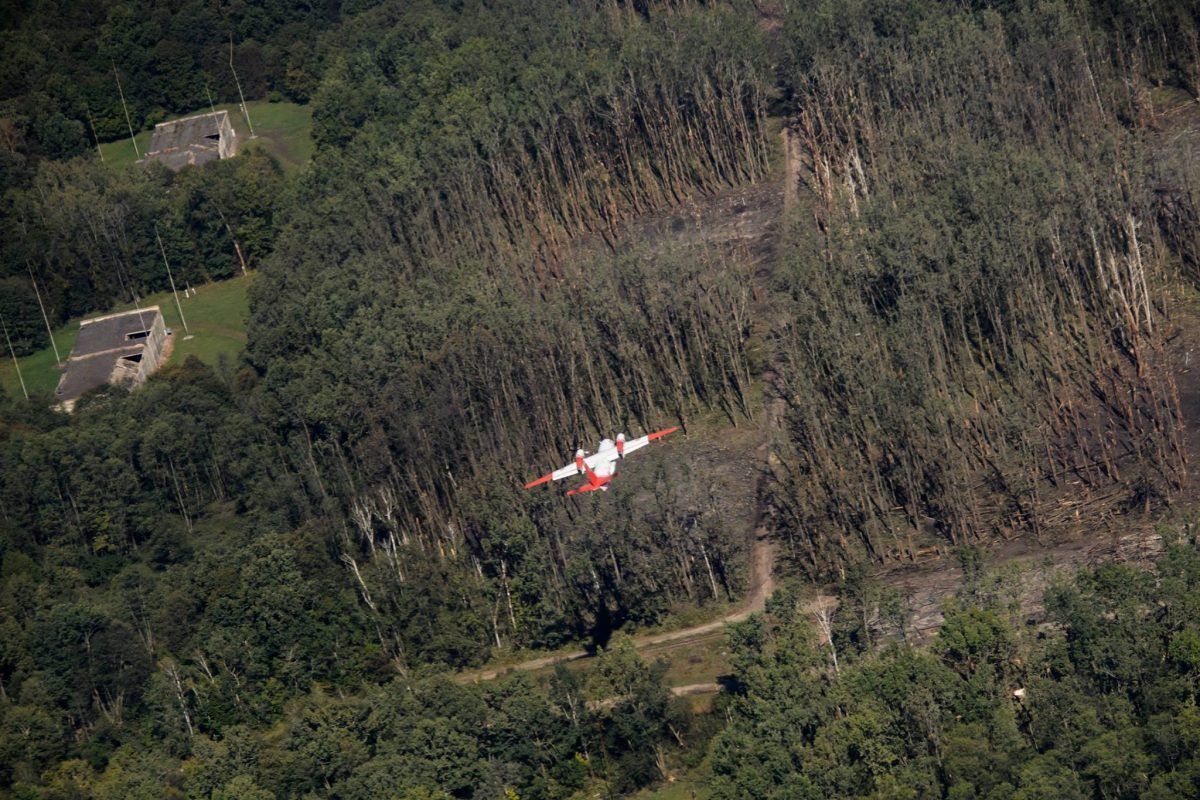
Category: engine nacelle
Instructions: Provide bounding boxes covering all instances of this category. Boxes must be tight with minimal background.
[616,433,626,457]
[575,449,585,471]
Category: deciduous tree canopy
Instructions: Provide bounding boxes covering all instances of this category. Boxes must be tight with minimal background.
[3,0,1200,797]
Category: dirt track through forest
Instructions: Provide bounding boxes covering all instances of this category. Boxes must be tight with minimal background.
[454,176,786,686]
[455,510,779,684]
[456,123,1200,686]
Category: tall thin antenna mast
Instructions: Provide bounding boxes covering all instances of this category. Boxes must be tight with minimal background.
[205,85,217,115]
[229,36,256,139]
[113,62,141,159]
[85,105,105,162]
[0,311,29,400]
[27,261,61,365]
[155,223,191,337]
[215,207,248,276]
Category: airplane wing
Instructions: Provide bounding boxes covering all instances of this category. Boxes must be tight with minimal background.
[620,426,679,456]
[524,428,678,489]
[524,451,612,489]
[524,461,580,489]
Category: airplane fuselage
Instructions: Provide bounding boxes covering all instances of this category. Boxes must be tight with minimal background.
[592,439,618,478]
[522,426,677,496]
[568,438,619,496]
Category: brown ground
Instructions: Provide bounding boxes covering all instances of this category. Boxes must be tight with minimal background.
[157,326,178,368]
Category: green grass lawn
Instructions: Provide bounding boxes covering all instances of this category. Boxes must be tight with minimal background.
[161,273,251,366]
[1,274,251,402]
[98,99,313,172]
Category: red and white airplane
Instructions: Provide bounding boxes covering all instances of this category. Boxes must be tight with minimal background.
[524,427,679,496]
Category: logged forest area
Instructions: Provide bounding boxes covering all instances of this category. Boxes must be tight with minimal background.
[7,0,1200,798]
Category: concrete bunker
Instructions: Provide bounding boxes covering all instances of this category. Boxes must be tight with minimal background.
[54,306,169,411]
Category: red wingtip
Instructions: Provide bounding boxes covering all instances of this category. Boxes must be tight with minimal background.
[647,426,679,441]
[524,474,553,489]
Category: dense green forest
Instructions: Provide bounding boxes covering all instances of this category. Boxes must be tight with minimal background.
[769,0,1194,573]
[241,0,769,664]
[1,150,284,353]
[1,0,325,344]
[5,0,1200,797]
[711,536,1200,799]
[0,0,333,160]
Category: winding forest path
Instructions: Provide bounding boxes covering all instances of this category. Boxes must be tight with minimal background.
[455,173,788,685]
[455,529,777,684]
[457,104,1200,687]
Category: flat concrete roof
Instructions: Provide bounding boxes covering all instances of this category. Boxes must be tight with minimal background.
[71,308,161,358]
[145,111,229,170]
[55,307,162,403]
[55,348,141,401]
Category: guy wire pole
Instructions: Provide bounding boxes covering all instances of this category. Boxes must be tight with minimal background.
[85,105,105,162]
[112,61,141,159]
[230,35,256,139]
[0,311,28,400]
[27,261,61,365]
[155,223,191,337]
[215,207,249,276]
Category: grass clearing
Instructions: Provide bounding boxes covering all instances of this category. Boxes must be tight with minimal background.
[513,630,732,695]
[1,274,251,402]
[162,273,251,367]
[97,99,312,172]
[630,778,712,800]
[650,636,732,687]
